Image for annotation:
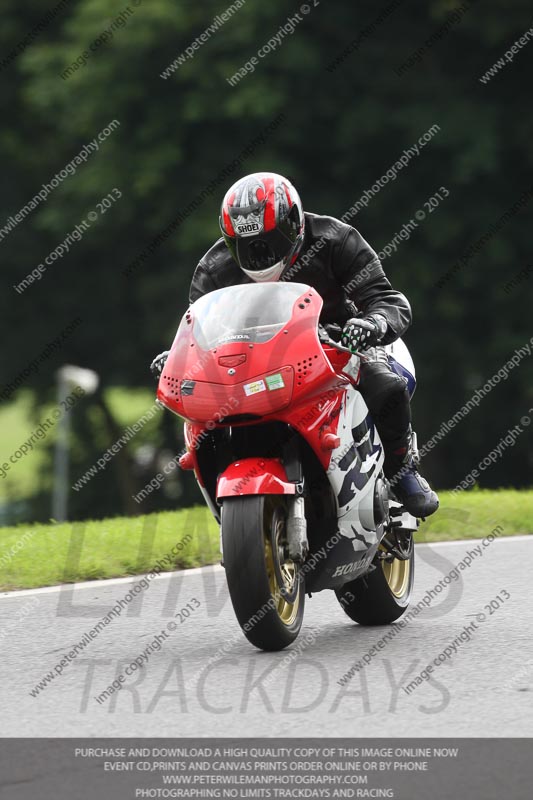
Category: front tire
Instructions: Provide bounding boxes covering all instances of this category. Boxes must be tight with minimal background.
[335,545,414,625]
[222,495,305,650]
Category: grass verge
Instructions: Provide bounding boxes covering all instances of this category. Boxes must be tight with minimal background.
[0,489,531,591]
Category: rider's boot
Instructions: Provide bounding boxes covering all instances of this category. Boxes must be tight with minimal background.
[384,428,439,518]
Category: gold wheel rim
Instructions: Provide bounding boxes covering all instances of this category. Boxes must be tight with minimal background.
[381,552,411,598]
[264,509,300,626]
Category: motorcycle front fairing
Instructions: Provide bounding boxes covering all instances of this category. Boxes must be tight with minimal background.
[156,282,349,468]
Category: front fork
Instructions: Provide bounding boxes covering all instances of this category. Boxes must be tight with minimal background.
[286,495,309,562]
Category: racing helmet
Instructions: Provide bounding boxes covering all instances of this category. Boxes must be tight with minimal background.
[219,172,305,282]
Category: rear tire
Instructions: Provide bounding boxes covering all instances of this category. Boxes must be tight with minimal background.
[222,495,305,650]
[335,546,414,625]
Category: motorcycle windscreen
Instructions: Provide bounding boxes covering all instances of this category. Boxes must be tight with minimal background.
[191,282,311,349]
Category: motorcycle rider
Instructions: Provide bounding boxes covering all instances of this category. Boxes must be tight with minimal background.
[152,172,438,518]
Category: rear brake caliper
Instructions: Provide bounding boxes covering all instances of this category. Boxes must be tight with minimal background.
[379,503,417,561]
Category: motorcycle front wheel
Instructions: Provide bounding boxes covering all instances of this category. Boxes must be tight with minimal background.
[221,495,305,651]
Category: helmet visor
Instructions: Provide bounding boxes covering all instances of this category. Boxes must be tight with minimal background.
[224,228,295,272]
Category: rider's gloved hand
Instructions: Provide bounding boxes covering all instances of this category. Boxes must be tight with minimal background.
[341,315,388,353]
[150,351,169,380]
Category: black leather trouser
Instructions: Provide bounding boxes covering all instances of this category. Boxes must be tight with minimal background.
[357,347,412,471]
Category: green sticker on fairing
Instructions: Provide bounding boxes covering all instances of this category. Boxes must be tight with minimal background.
[266,373,285,391]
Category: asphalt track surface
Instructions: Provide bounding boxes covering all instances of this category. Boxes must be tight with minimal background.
[1,535,531,737]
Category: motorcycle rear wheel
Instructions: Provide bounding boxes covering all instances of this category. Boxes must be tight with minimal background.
[222,495,305,650]
[335,545,414,625]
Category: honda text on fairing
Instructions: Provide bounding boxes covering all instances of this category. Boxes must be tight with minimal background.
[156,282,420,651]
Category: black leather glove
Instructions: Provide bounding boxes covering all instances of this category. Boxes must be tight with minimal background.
[341,315,388,353]
[150,350,169,379]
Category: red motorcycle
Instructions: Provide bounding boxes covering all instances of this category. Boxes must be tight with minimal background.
[157,282,419,651]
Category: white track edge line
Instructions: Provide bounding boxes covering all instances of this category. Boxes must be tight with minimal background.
[1,535,531,600]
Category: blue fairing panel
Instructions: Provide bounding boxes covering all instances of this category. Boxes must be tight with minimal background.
[388,356,416,398]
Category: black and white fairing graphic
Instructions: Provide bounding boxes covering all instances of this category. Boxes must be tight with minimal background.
[326,385,384,553]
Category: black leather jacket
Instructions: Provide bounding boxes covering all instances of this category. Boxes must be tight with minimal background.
[189,212,412,345]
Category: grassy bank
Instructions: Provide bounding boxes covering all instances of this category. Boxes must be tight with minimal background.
[0,506,220,592]
[0,489,531,591]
